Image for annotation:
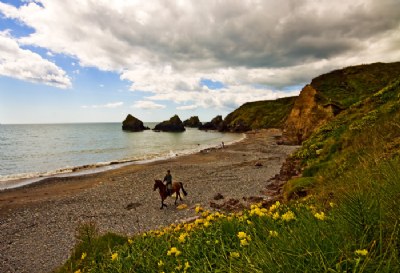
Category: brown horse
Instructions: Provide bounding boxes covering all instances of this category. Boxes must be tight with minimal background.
[153,179,188,209]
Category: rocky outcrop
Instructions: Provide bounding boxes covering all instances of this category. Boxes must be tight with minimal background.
[122,114,149,132]
[154,115,186,132]
[221,119,251,132]
[199,115,224,131]
[281,85,341,144]
[183,116,202,128]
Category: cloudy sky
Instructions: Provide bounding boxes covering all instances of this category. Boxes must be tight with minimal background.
[0,0,399,124]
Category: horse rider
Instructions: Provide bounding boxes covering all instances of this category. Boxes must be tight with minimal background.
[163,170,173,196]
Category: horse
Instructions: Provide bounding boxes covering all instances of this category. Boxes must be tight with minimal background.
[153,179,188,209]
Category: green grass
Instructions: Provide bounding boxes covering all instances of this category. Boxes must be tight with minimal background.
[222,96,296,131]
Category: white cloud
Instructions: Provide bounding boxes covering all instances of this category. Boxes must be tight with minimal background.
[0,0,399,108]
[82,102,123,109]
[0,31,71,88]
[177,105,198,110]
[132,100,166,110]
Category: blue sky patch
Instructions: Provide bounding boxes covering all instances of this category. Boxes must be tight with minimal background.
[200,79,225,90]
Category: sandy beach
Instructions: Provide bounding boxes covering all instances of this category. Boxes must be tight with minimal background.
[0,129,298,273]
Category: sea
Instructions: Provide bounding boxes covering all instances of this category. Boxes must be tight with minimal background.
[0,123,243,190]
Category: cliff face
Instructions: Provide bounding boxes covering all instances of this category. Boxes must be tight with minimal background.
[281,62,400,144]
[281,85,339,144]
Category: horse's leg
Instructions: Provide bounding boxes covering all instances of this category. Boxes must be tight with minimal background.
[178,190,183,201]
[175,192,178,205]
[161,196,167,209]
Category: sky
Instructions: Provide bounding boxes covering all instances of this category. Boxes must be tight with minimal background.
[0,0,399,124]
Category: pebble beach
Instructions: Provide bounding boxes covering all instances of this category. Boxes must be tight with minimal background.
[0,129,298,273]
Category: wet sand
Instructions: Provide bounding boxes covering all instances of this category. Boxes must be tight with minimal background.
[0,129,298,273]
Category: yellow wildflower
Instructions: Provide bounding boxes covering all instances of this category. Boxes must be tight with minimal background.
[184,261,190,270]
[167,247,181,256]
[281,211,296,222]
[269,201,281,212]
[178,233,188,243]
[195,218,204,225]
[128,238,133,244]
[204,221,211,227]
[329,202,335,208]
[74,270,82,273]
[158,260,164,267]
[177,204,188,210]
[206,214,215,221]
[230,251,240,258]
[247,220,253,225]
[314,212,326,221]
[240,239,249,246]
[195,206,203,213]
[355,249,368,256]
[111,252,118,261]
[238,231,251,246]
[272,212,280,220]
[176,264,183,270]
[269,230,278,237]
[202,210,210,217]
[81,252,87,260]
[251,207,266,217]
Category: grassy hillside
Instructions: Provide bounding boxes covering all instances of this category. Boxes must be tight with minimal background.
[310,62,400,108]
[222,96,296,132]
[290,77,400,196]
[55,65,400,273]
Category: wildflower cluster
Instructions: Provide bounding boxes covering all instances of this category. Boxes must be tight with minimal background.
[237,231,252,247]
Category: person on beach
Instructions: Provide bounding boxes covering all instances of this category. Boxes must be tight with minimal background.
[163,170,173,196]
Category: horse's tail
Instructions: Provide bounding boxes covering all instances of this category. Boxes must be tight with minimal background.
[179,182,188,196]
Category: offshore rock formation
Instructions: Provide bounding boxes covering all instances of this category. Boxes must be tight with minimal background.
[199,115,224,131]
[154,115,185,132]
[122,114,149,132]
[281,85,340,144]
[183,116,202,128]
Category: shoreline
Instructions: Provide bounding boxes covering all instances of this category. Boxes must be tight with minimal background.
[0,129,297,273]
[0,133,246,191]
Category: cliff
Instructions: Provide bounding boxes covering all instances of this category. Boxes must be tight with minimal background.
[281,62,400,144]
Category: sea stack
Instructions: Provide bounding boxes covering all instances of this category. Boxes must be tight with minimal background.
[154,115,185,132]
[199,115,224,131]
[122,114,149,132]
[183,116,202,128]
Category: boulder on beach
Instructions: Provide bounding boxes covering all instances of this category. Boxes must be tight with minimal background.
[154,115,186,132]
[183,116,202,128]
[122,114,149,132]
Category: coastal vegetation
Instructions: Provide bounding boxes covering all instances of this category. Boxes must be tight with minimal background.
[56,62,400,272]
[222,96,296,132]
